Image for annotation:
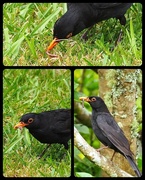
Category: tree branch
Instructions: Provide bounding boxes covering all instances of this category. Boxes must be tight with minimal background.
[74,101,91,127]
[74,127,133,177]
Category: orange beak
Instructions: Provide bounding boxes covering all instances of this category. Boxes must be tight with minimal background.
[79,97,91,102]
[46,38,59,51]
[14,122,28,129]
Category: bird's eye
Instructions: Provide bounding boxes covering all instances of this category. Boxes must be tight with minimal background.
[66,32,72,39]
[91,97,96,101]
[28,118,34,123]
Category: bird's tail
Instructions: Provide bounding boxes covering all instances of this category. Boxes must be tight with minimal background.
[126,155,142,177]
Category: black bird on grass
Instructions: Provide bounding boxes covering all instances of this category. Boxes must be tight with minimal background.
[47,3,132,51]
[14,109,71,158]
[79,96,141,177]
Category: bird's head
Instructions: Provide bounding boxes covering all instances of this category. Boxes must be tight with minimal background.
[14,113,38,130]
[46,10,85,52]
[53,16,73,40]
[79,96,109,113]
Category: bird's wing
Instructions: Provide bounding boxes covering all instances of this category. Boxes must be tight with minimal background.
[96,113,133,156]
[39,110,71,134]
[50,118,71,135]
[50,121,71,135]
[67,3,122,9]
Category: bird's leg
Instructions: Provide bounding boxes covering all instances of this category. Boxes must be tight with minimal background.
[110,28,123,52]
[111,151,116,161]
[96,146,116,161]
[58,144,70,161]
[111,16,126,51]
[96,146,108,152]
[118,15,126,26]
[115,29,123,46]
[64,143,69,150]
[38,144,51,159]
[115,16,126,46]
[81,26,94,41]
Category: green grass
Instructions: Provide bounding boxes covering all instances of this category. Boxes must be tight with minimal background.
[3,3,142,66]
[3,69,71,177]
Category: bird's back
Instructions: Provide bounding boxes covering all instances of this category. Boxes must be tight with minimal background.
[67,3,132,23]
[91,3,133,23]
[29,109,71,144]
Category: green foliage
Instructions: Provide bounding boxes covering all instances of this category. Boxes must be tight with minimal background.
[3,69,71,177]
[3,3,142,66]
[75,172,94,177]
[75,124,90,135]
[74,69,99,99]
[74,69,101,177]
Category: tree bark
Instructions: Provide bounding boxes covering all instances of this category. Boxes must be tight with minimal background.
[98,69,141,176]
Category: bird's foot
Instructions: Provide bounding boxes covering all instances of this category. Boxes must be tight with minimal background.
[81,26,94,41]
[37,144,51,159]
[96,146,109,152]
[81,32,89,41]
[115,29,123,46]
[110,29,123,52]
[110,151,116,161]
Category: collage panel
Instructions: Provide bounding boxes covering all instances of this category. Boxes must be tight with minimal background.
[3,69,71,177]
[3,3,142,66]
[74,69,142,177]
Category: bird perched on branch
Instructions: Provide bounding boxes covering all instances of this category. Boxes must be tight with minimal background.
[79,96,141,177]
[47,3,133,51]
[14,109,71,158]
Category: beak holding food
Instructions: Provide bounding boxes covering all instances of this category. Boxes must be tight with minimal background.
[46,38,59,52]
[79,97,91,102]
[14,122,28,130]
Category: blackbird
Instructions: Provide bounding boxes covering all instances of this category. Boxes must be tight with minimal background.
[79,96,141,177]
[47,3,133,51]
[14,109,71,158]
